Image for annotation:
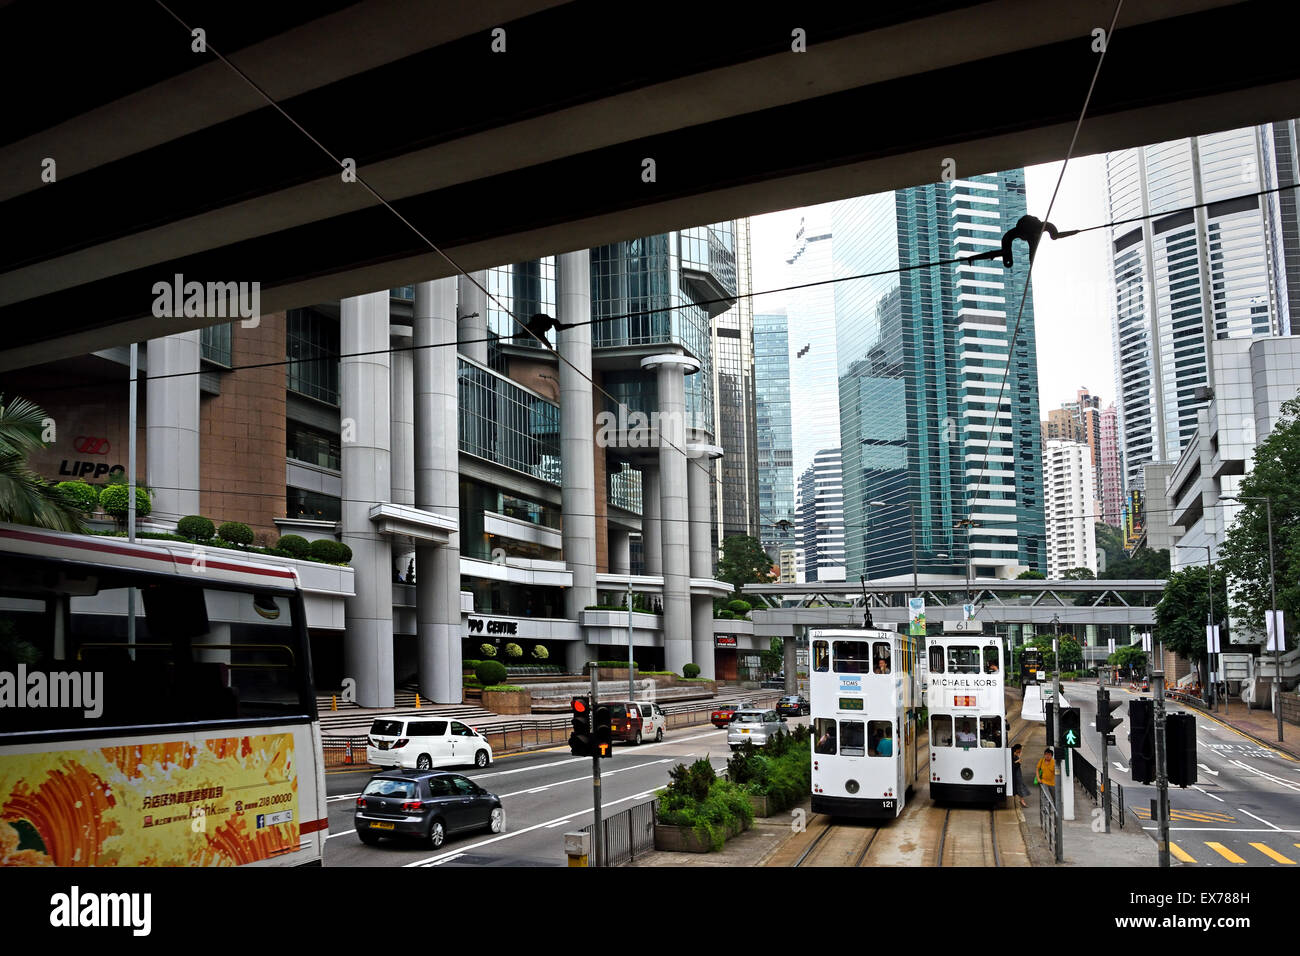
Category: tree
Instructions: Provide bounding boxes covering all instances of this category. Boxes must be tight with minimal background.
[717,535,775,595]
[1062,567,1095,580]
[0,395,84,532]
[1100,547,1170,580]
[1108,643,1147,679]
[1095,522,1126,572]
[761,636,784,677]
[1219,394,1300,643]
[1017,569,1045,580]
[1025,633,1083,672]
[1154,564,1228,681]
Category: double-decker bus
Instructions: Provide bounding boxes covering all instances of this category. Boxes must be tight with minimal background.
[927,634,1009,805]
[1020,648,1043,685]
[0,523,327,866]
[808,627,921,819]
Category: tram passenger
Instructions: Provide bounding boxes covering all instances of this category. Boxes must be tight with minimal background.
[815,719,837,755]
[875,731,893,757]
[954,717,978,748]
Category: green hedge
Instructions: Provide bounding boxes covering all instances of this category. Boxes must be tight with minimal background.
[177,515,215,541]
[682,663,701,679]
[482,684,525,692]
[99,484,151,521]
[217,521,254,547]
[309,538,351,563]
[475,660,507,685]
[276,534,311,559]
[656,758,754,851]
[56,481,99,514]
[725,724,811,812]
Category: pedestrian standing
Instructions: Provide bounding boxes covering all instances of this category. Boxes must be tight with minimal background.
[1011,743,1028,808]
[1034,747,1056,804]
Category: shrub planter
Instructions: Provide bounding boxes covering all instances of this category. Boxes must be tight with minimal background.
[653,819,747,853]
[746,793,779,818]
[482,688,531,715]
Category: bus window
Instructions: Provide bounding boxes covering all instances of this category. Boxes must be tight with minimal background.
[980,716,1003,748]
[839,720,866,757]
[813,640,829,672]
[983,646,1000,674]
[868,720,894,757]
[931,714,952,747]
[833,641,871,674]
[948,645,980,674]
[872,642,891,674]
[954,716,978,748]
[928,645,944,674]
[814,718,837,755]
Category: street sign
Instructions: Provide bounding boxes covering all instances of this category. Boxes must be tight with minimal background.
[1205,625,1221,653]
[943,619,983,633]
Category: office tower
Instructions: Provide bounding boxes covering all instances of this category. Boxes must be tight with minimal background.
[786,205,840,479]
[755,309,796,560]
[796,448,845,583]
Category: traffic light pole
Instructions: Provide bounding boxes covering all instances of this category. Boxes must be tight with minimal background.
[1152,666,1170,868]
[1098,688,1112,834]
[590,664,603,867]
[1052,620,1063,864]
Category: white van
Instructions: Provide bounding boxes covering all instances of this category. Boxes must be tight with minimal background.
[367,717,494,770]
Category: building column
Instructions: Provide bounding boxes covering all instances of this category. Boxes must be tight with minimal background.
[642,464,662,574]
[145,329,201,523]
[458,271,488,365]
[784,633,798,694]
[642,353,700,676]
[341,292,394,708]
[414,278,462,703]
[390,321,415,582]
[688,442,723,679]
[609,528,631,575]
[557,251,597,674]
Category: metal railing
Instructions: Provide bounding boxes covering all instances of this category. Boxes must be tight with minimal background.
[580,798,659,866]
[1071,748,1125,829]
[1038,787,1059,860]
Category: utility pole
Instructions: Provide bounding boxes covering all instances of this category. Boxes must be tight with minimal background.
[127,342,138,658]
[590,664,603,867]
[627,578,635,702]
[1052,613,1063,864]
[1223,495,1282,740]
[1152,659,1170,868]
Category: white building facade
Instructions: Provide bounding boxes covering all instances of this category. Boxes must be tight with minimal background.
[1044,439,1099,577]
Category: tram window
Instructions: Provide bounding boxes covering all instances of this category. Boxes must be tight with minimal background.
[814,718,837,755]
[954,716,978,748]
[839,720,866,757]
[872,642,891,674]
[980,716,1003,748]
[813,640,829,673]
[983,646,1000,674]
[868,720,894,757]
[831,640,870,673]
[948,645,980,674]
[931,715,952,747]
[928,645,944,674]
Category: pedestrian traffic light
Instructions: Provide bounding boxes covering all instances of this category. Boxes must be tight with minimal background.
[1165,712,1198,788]
[1129,697,1155,784]
[592,703,613,759]
[569,696,593,757]
[1097,688,1123,744]
[1060,707,1081,748]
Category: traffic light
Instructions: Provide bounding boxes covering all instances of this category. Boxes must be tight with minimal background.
[1129,697,1155,784]
[1165,712,1198,788]
[592,704,613,759]
[569,696,593,756]
[1097,688,1123,745]
[1060,707,1081,748]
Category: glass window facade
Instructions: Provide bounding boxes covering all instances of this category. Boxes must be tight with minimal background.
[200,323,232,367]
[287,421,340,471]
[458,357,561,483]
[286,308,340,405]
[287,488,341,522]
[755,310,796,558]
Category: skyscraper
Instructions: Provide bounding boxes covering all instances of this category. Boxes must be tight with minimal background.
[755,309,796,560]
[1044,439,1099,577]
[1107,121,1300,491]
[796,448,845,583]
[786,205,840,479]
[835,172,1046,582]
[1098,404,1124,526]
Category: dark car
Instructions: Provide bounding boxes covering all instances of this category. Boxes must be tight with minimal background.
[354,770,504,849]
[776,695,809,717]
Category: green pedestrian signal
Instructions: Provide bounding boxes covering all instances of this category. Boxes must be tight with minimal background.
[1065,729,1078,746]
[1060,707,1081,748]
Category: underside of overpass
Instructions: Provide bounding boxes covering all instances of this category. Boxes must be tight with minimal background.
[2,0,1297,369]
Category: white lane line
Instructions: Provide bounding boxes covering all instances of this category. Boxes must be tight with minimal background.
[1230,759,1300,793]
[1192,786,1225,803]
[472,757,586,781]
[1141,826,1300,833]
[427,853,465,866]
[326,829,356,840]
[328,792,362,803]
[1238,808,1282,830]
[543,820,573,829]
[1198,763,1220,776]
[498,759,671,799]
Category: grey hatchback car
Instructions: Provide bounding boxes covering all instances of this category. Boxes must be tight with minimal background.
[355,770,504,849]
[727,709,789,750]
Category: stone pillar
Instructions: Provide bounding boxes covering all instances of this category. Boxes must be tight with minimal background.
[642,464,662,574]
[688,442,723,679]
[458,271,489,365]
[784,632,798,694]
[610,528,631,574]
[558,251,597,675]
[414,278,462,703]
[341,292,394,708]
[145,329,201,523]
[641,353,700,676]
[390,321,415,583]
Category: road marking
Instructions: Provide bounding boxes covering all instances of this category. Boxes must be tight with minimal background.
[1141,826,1300,833]
[1250,842,1295,864]
[543,820,572,829]
[1205,842,1247,863]
[1194,710,1295,761]
[1134,807,1235,823]
[498,759,671,799]
[1197,763,1220,776]
[1230,759,1300,793]
[326,829,356,840]
[1169,842,1196,863]
[1192,786,1225,803]
[1238,808,1281,830]
[427,853,464,866]
[328,792,361,803]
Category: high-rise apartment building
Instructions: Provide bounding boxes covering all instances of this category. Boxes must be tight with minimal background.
[786,206,840,479]
[755,309,796,560]
[1043,386,1121,529]
[1107,120,1300,491]
[834,172,1046,582]
[1098,404,1124,526]
[1044,439,1099,577]
[796,448,845,583]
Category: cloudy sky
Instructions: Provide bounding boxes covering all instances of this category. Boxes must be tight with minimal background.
[748,152,1116,413]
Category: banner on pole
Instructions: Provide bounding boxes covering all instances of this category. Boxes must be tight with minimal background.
[908,597,926,636]
[1205,625,1221,654]
[1265,610,1285,651]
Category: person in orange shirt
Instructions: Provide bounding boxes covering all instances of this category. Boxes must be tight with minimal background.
[1035,747,1057,802]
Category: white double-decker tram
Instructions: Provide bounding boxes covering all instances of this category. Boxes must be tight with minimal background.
[926,634,1010,805]
[809,627,920,819]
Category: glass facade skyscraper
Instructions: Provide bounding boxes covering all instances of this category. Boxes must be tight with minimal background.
[755,309,795,560]
[834,171,1046,581]
[787,206,840,480]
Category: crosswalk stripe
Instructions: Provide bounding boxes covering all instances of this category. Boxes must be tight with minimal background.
[1206,842,1247,863]
[1251,843,1296,864]
[1169,842,1196,863]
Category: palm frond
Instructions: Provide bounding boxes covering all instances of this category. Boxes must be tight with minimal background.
[0,394,53,458]
[0,453,86,533]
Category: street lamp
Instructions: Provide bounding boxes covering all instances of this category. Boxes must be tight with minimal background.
[869,499,917,596]
[1221,494,1282,742]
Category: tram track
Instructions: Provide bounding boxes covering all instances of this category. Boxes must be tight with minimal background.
[793,819,881,867]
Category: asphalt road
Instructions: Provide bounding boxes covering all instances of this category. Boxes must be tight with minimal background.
[1062,680,1300,867]
[323,719,806,867]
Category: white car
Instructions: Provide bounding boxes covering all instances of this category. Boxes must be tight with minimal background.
[727,709,789,750]
[367,717,493,770]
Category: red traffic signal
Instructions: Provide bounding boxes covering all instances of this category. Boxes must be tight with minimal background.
[571,697,588,714]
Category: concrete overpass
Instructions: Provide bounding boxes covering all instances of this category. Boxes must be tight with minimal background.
[2,0,1298,369]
